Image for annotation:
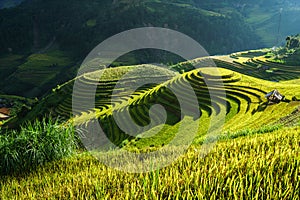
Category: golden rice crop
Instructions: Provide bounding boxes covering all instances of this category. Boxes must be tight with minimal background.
[0,126,298,199]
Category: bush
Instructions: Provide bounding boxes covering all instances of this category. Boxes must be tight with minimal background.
[0,118,77,176]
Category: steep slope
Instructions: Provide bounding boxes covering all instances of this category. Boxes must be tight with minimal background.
[0,0,23,8]
[1,117,299,199]
[194,0,300,47]
[72,66,299,148]
[0,0,266,98]
[0,0,260,56]
[8,49,300,148]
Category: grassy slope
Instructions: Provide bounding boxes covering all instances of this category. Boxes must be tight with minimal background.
[245,5,300,47]
[69,53,300,148]
[0,0,268,99]
[1,48,300,199]
[6,49,300,141]
[0,0,23,8]
[0,126,298,199]
[0,50,77,126]
[1,50,76,97]
[1,0,300,99]
[0,54,24,83]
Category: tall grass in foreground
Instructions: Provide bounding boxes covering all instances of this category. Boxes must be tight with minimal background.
[0,118,76,175]
[0,127,299,199]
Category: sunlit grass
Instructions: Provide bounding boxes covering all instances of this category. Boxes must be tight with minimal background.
[0,126,298,199]
[0,118,77,176]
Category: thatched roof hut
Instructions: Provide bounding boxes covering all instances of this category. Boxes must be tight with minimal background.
[265,89,285,103]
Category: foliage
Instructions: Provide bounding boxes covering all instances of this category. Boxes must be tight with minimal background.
[0,118,77,175]
[0,46,299,198]
[0,0,23,9]
[0,0,261,57]
[3,0,300,98]
[0,50,77,97]
[0,126,298,199]
[286,34,300,49]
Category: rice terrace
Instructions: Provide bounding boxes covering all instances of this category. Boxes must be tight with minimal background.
[0,0,300,199]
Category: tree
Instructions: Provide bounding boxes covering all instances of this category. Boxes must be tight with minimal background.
[286,35,300,49]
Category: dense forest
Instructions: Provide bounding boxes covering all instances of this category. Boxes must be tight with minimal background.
[0,1,300,199]
[1,0,300,57]
[1,0,300,97]
[0,0,261,58]
[0,0,23,8]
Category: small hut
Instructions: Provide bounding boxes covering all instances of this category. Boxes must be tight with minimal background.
[265,89,285,104]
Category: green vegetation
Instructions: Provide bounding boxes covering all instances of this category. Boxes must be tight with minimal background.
[1,1,300,197]
[0,0,23,8]
[0,54,24,82]
[0,46,299,198]
[0,118,76,176]
[0,0,261,58]
[0,94,36,127]
[0,50,77,97]
[0,0,263,98]
[286,34,300,49]
[241,0,300,47]
[2,0,300,98]
[212,48,300,82]
[0,126,298,199]
[6,48,299,146]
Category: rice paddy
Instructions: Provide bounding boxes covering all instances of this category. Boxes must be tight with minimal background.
[1,49,299,199]
[0,126,298,199]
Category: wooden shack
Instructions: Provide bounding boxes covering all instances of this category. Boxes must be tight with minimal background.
[265,89,285,104]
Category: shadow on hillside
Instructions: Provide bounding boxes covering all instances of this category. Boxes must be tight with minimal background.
[252,102,268,114]
[252,98,293,114]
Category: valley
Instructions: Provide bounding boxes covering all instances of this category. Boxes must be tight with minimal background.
[0,1,299,199]
[0,44,299,198]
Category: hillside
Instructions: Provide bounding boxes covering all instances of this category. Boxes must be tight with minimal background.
[1,46,299,199]
[1,1,300,198]
[0,0,261,97]
[0,0,260,56]
[195,0,300,46]
[1,0,300,98]
[1,113,299,199]
[0,0,23,8]
[6,47,299,141]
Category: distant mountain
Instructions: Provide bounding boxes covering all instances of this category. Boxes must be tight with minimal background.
[194,0,300,47]
[0,0,23,8]
[1,0,299,57]
[0,0,261,57]
[1,0,300,98]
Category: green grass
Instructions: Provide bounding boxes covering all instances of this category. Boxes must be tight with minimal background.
[86,19,97,27]
[1,48,300,199]
[0,50,75,97]
[0,126,298,199]
[0,118,77,176]
[18,52,72,70]
[69,65,300,148]
[0,54,24,84]
[12,51,72,86]
[0,94,37,126]
[8,53,299,147]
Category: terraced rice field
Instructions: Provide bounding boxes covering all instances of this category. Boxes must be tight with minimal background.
[1,126,299,199]
[1,51,299,199]
[212,53,300,82]
[33,52,297,149]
